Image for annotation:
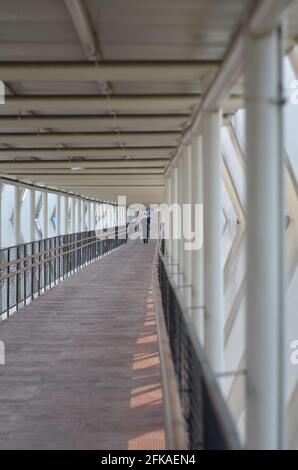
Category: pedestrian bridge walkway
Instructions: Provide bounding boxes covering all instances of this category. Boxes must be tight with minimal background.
[0,241,165,450]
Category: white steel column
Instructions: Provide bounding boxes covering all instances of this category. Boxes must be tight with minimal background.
[0,182,2,247]
[165,176,172,258]
[177,156,184,291]
[63,195,69,235]
[183,145,192,309]
[191,135,204,343]
[29,188,36,242]
[106,204,109,229]
[81,200,85,231]
[14,185,21,245]
[107,204,111,228]
[56,194,61,236]
[171,167,179,285]
[108,204,111,228]
[203,108,223,373]
[87,201,91,230]
[42,191,48,239]
[98,204,102,230]
[71,197,76,233]
[245,25,284,450]
[77,198,82,232]
[91,202,95,230]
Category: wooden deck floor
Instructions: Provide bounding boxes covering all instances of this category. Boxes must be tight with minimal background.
[0,241,165,449]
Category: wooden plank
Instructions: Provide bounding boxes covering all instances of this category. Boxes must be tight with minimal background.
[0,241,165,450]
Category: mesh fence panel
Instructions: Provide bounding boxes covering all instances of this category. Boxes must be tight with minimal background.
[0,228,127,318]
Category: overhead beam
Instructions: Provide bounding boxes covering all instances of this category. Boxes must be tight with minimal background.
[0,147,174,159]
[64,1,101,60]
[0,159,168,169]
[64,0,111,94]
[1,168,165,175]
[0,61,219,82]
[50,184,165,188]
[0,176,116,204]
[22,173,164,182]
[0,131,180,146]
[0,114,190,131]
[1,95,199,113]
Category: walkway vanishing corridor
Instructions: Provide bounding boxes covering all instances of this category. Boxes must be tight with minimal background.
[0,241,165,450]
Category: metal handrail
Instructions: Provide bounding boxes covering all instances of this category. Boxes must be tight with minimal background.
[0,226,127,270]
[0,227,128,318]
[158,249,241,450]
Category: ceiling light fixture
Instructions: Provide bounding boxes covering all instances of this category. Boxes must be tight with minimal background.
[70,165,84,171]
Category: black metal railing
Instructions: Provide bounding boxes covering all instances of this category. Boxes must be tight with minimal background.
[0,226,127,318]
[158,251,240,450]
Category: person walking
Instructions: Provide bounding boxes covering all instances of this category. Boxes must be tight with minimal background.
[141,210,150,244]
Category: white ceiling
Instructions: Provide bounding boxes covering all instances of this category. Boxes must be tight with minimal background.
[0,0,295,204]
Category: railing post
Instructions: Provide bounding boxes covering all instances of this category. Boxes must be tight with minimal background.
[16,246,20,310]
[38,240,41,295]
[24,244,27,306]
[31,241,34,300]
[43,239,47,290]
[6,249,10,317]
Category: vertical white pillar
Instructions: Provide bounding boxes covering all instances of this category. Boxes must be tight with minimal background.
[14,185,21,245]
[98,204,102,230]
[111,205,114,227]
[191,135,204,343]
[29,188,36,242]
[77,198,82,232]
[177,156,184,289]
[91,202,95,231]
[165,176,172,258]
[95,203,99,230]
[71,197,76,233]
[42,191,48,239]
[245,26,284,450]
[183,145,192,309]
[56,194,61,236]
[0,182,3,248]
[113,205,116,227]
[87,202,91,230]
[64,195,69,235]
[117,202,121,230]
[203,108,223,373]
[81,200,85,231]
[107,205,111,228]
[123,205,127,229]
[105,204,108,229]
[171,167,179,285]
